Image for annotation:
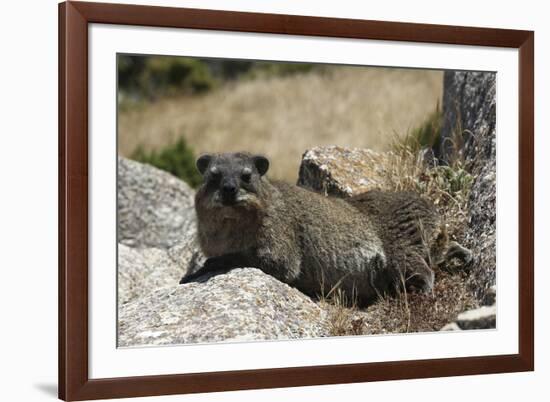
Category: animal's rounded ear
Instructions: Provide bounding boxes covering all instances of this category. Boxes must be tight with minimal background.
[253,155,269,176]
[196,154,212,175]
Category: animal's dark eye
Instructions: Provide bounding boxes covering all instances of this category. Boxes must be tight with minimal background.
[241,172,252,183]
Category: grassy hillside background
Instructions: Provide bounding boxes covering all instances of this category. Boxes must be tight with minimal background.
[118,55,443,184]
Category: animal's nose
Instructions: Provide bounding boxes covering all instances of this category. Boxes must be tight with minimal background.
[222,181,238,196]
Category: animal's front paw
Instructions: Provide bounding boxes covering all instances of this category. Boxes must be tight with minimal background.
[179,257,231,285]
[179,270,214,284]
[179,275,192,284]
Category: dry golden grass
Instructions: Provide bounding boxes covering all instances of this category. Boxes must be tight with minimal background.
[362,269,478,334]
[318,288,367,337]
[118,66,442,182]
[317,264,477,336]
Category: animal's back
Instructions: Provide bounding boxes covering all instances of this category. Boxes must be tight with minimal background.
[349,190,443,248]
[260,182,389,303]
[348,190,447,291]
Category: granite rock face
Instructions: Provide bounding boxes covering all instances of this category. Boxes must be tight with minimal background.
[118,238,202,306]
[118,157,196,249]
[440,71,497,302]
[118,244,180,306]
[117,157,204,308]
[439,71,496,172]
[118,268,329,346]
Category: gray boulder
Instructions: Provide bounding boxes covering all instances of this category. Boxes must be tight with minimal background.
[440,302,496,331]
[118,157,196,249]
[118,268,329,346]
[118,238,201,306]
[117,156,204,305]
[439,71,497,301]
[456,305,496,330]
[439,71,496,171]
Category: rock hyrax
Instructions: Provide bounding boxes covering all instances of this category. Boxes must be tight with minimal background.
[180,152,471,305]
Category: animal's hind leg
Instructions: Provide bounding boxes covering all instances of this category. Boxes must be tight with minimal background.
[404,252,435,294]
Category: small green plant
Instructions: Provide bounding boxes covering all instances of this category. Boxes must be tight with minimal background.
[131,138,202,188]
[431,164,474,196]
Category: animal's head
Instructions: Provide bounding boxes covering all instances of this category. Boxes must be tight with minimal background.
[195,152,269,209]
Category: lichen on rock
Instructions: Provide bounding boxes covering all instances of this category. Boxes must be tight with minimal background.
[298,146,392,197]
[118,157,196,249]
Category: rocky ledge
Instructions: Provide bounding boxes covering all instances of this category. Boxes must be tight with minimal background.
[298,146,395,197]
[119,268,329,346]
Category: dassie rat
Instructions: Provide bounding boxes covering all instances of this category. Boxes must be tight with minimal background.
[180,152,471,305]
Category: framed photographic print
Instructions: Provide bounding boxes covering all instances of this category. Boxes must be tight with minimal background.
[59,1,534,400]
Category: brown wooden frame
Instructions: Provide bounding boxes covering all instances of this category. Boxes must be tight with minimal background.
[59,1,534,400]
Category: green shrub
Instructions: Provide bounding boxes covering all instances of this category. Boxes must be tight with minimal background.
[118,55,217,101]
[131,138,202,188]
[118,55,146,94]
[202,60,315,80]
[245,62,315,80]
[205,60,254,79]
[118,55,318,105]
[140,57,216,97]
